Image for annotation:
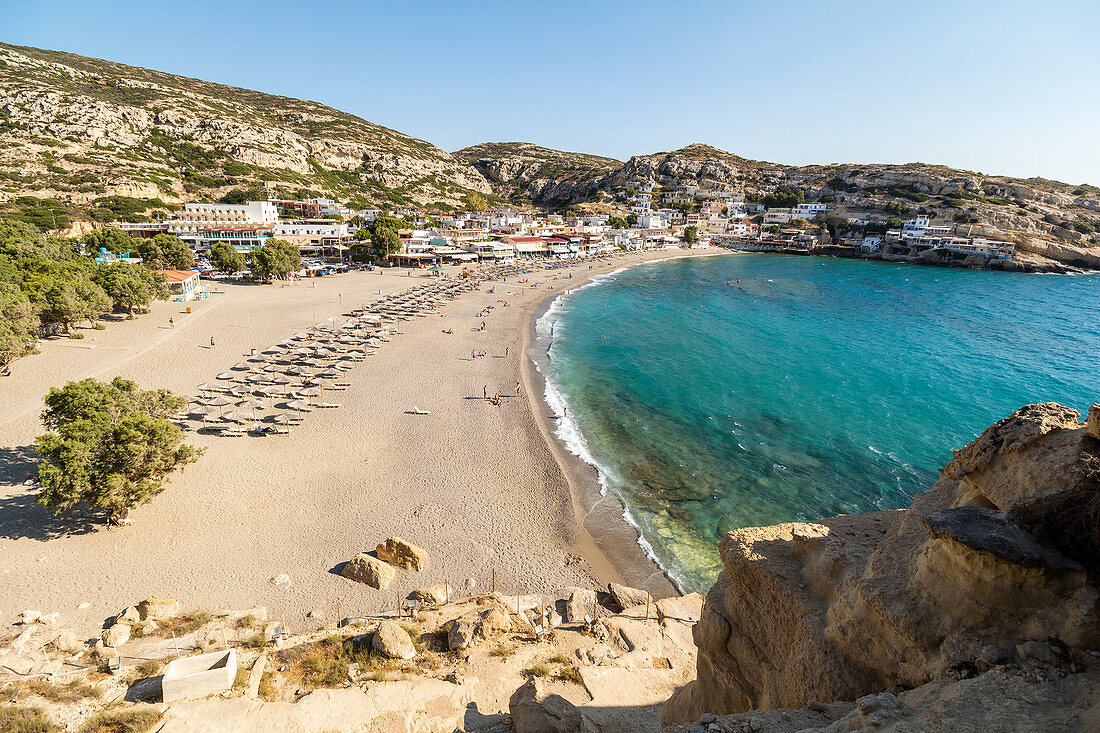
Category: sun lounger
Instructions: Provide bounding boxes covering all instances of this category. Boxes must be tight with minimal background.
[409,406,431,415]
[316,402,341,408]
[220,427,247,437]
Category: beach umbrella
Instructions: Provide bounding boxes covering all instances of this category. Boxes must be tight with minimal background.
[271,413,295,424]
[227,386,249,397]
[216,371,233,380]
[197,382,222,393]
[285,366,309,376]
[221,410,247,423]
[270,375,294,384]
[239,398,266,410]
[206,396,234,407]
[287,399,310,411]
[299,387,322,397]
[246,373,269,383]
[263,363,284,372]
[191,405,219,417]
[317,369,342,379]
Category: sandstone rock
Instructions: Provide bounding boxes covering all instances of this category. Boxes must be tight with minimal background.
[340,553,395,590]
[102,623,130,647]
[371,620,416,660]
[270,574,291,589]
[117,606,141,624]
[409,585,452,605]
[1088,403,1100,440]
[375,537,428,571]
[608,583,653,611]
[18,610,42,625]
[138,598,180,621]
[139,620,159,635]
[93,639,118,660]
[564,588,596,623]
[477,606,512,640]
[921,506,1081,571]
[656,593,704,622]
[52,629,84,654]
[447,616,478,650]
[509,678,595,733]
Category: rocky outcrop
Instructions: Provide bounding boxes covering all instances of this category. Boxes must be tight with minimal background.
[509,678,596,733]
[664,402,1100,725]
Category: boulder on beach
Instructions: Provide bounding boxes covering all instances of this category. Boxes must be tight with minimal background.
[138,598,180,621]
[341,553,396,590]
[375,537,428,572]
[372,620,416,660]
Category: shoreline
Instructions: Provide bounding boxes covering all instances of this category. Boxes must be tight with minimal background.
[0,249,718,635]
[520,250,727,599]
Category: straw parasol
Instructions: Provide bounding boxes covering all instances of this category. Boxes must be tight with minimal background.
[287,399,310,411]
[220,410,247,423]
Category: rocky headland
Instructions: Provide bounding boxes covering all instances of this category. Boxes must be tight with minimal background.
[663,401,1100,732]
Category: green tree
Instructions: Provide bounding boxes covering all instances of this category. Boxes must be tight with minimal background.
[154,234,195,269]
[372,227,402,258]
[0,282,37,368]
[34,377,202,525]
[208,241,246,275]
[82,227,137,256]
[683,226,698,244]
[39,277,111,333]
[886,217,904,230]
[607,217,627,229]
[762,186,805,209]
[463,191,488,212]
[95,262,168,317]
[250,239,301,280]
[625,213,639,227]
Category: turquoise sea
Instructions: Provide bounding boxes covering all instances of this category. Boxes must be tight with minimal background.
[535,254,1100,592]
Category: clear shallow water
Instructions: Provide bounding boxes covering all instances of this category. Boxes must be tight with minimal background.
[537,254,1100,592]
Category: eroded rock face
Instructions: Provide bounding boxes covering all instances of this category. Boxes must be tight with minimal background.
[665,403,1100,725]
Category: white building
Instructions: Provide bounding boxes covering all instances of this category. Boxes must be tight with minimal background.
[169,201,279,233]
[793,203,829,219]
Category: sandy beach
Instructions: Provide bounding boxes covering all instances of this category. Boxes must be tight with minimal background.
[0,248,709,634]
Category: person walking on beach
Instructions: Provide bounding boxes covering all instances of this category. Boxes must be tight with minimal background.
[210,336,215,349]
[483,385,488,399]
[169,317,174,328]
[515,381,520,396]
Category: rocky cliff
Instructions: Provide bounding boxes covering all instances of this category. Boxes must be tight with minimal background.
[453,142,621,208]
[662,402,1100,730]
[0,42,490,226]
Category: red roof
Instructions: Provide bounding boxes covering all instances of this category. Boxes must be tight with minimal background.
[507,236,546,243]
[155,270,199,283]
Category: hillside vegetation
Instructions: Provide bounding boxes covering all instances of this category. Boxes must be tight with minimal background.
[0,42,491,230]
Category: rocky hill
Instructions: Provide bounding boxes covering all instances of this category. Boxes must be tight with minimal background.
[453,142,621,208]
[466,141,1100,269]
[0,42,491,230]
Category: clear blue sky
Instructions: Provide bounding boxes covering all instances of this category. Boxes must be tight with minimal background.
[4,0,1098,184]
